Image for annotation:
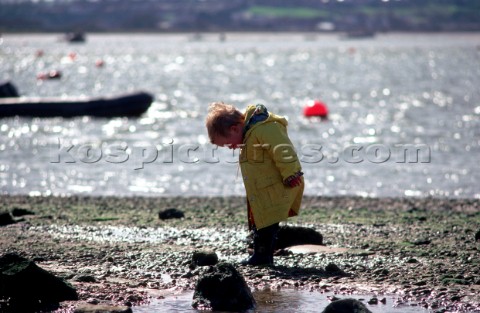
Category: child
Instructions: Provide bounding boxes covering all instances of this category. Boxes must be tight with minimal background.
[206,102,304,266]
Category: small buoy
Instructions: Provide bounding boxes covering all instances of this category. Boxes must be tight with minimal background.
[95,59,104,67]
[303,100,328,118]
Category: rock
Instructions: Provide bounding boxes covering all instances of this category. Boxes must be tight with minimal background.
[475,230,480,241]
[322,298,373,313]
[158,208,184,220]
[74,274,97,283]
[191,250,218,267]
[275,225,323,249]
[0,253,78,311]
[74,303,132,313]
[11,208,35,217]
[325,263,344,275]
[192,262,255,311]
[0,211,15,226]
[367,297,378,305]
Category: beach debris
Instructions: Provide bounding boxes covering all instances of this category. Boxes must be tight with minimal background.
[0,211,16,226]
[158,208,184,220]
[191,250,218,267]
[0,253,78,312]
[322,298,372,313]
[74,303,132,313]
[275,225,323,249]
[192,262,256,311]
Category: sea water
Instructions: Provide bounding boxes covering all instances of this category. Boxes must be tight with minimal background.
[1,33,479,198]
[133,289,429,313]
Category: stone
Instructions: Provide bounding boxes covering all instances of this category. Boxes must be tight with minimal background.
[191,250,218,267]
[325,263,344,275]
[275,225,323,249]
[192,262,255,311]
[0,211,15,226]
[0,253,78,312]
[322,298,373,313]
[11,208,35,217]
[158,208,184,220]
[74,303,133,313]
[74,274,97,283]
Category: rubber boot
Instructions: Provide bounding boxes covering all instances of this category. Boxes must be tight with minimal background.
[241,223,279,266]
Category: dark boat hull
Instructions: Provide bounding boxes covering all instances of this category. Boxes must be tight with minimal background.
[0,92,153,118]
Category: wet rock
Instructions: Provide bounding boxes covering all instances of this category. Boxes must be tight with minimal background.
[11,208,35,217]
[191,250,218,267]
[0,253,78,311]
[275,225,323,249]
[74,303,132,313]
[158,208,184,220]
[322,298,373,313]
[367,297,378,305]
[412,239,431,245]
[192,262,255,311]
[74,274,97,283]
[325,263,344,275]
[0,211,15,226]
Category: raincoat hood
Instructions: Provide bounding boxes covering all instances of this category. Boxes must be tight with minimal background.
[243,104,288,142]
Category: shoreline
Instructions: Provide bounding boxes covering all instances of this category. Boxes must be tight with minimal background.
[1,195,479,312]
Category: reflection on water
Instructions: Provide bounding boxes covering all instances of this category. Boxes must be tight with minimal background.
[134,290,429,313]
[1,33,479,198]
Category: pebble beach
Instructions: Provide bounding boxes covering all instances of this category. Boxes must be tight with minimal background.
[1,195,479,312]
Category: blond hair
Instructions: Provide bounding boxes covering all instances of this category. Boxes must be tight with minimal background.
[206,102,244,142]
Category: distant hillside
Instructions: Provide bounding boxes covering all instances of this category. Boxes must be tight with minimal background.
[1,0,479,33]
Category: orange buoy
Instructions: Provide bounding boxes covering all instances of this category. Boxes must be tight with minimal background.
[303,100,328,118]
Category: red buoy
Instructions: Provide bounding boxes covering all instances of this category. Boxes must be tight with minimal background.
[303,100,328,118]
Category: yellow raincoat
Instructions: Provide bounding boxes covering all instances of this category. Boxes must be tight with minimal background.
[240,105,304,229]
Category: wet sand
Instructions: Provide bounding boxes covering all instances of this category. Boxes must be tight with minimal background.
[1,195,479,312]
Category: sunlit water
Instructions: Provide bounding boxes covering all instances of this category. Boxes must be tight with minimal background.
[1,33,479,198]
[134,290,429,313]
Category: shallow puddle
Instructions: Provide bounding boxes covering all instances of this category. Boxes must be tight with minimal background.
[133,289,429,313]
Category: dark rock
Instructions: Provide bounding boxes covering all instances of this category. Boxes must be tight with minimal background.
[275,225,323,249]
[475,230,480,241]
[192,262,255,311]
[0,253,78,312]
[11,208,35,217]
[367,297,378,305]
[0,211,15,226]
[191,250,218,267]
[74,274,97,283]
[158,208,184,220]
[74,303,133,313]
[325,263,344,274]
[322,298,373,313]
[412,239,431,245]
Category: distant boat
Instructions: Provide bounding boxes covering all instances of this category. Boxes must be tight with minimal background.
[0,92,153,118]
[64,32,86,43]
